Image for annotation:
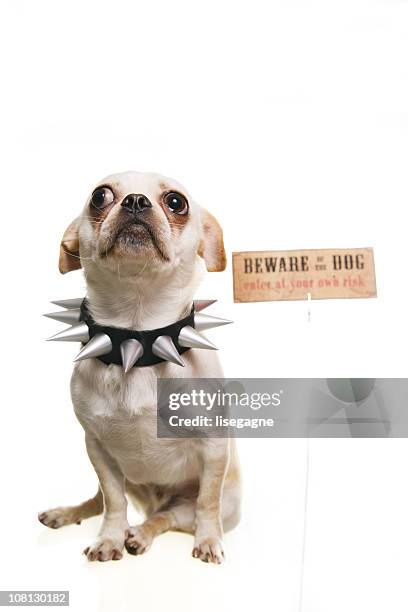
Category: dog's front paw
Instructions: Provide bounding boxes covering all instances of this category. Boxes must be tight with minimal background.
[125,526,153,556]
[38,507,81,529]
[83,537,124,562]
[192,536,225,564]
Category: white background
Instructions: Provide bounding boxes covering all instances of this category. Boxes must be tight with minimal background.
[1,1,408,611]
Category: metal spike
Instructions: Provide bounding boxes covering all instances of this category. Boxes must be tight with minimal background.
[120,339,144,373]
[44,308,81,325]
[47,322,90,343]
[194,312,233,332]
[51,297,84,309]
[193,299,217,312]
[73,333,112,362]
[178,326,217,350]
[152,335,185,367]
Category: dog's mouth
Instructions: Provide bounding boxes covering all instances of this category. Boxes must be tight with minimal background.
[100,218,170,262]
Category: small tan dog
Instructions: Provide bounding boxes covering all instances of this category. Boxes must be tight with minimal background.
[39,172,241,564]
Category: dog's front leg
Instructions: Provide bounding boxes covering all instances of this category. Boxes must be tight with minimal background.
[193,440,229,564]
[83,435,128,562]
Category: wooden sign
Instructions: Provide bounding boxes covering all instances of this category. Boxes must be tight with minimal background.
[232,248,377,302]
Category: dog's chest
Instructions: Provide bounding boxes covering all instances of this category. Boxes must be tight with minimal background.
[70,360,201,485]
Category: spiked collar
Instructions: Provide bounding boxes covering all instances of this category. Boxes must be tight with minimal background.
[46,298,231,371]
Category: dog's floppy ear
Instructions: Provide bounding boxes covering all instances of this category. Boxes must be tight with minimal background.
[198,208,227,272]
[59,216,82,274]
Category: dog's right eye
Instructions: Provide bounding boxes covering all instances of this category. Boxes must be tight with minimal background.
[91,187,114,209]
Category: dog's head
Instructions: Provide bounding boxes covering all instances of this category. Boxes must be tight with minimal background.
[59,172,226,279]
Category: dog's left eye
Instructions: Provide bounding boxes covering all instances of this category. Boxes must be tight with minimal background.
[163,192,189,215]
[91,187,114,209]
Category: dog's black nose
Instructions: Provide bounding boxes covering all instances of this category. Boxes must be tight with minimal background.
[121,193,153,213]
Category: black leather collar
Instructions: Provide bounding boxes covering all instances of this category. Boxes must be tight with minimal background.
[79,300,195,367]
